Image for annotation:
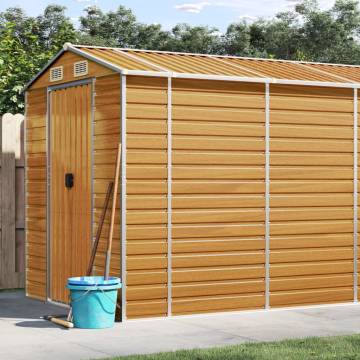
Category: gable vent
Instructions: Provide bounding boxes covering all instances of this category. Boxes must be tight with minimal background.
[49,66,63,82]
[74,60,88,77]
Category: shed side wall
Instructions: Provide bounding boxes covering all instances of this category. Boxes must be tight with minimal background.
[92,74,121,276]
[269,85,355,306]
[126,76,169,319]
[25,88,47,300]
[171,78,266,315]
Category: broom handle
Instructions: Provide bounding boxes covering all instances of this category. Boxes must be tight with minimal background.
[67,181,114,323]
[105,143,122,280]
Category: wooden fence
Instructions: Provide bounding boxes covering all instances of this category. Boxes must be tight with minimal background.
[0,113,25,289]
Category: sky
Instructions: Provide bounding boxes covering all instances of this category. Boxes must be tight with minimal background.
[0,0,336,31]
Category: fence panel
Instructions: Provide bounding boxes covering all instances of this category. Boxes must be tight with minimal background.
[0,113,25,289]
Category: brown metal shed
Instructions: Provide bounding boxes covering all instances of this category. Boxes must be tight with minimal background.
[25,43,360,320]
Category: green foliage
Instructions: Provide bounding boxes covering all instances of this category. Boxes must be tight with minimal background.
[2,0,360,113]
[106,334,360,360]
[165,24,221,53]
[0,6,76,113]
[0,18,46,113]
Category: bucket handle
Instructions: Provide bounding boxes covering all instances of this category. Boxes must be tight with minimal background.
[69,286,121,309]
[98,287,121,309]
[69,289,92,303]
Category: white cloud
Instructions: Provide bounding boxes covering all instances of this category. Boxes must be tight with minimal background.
[175,2,210,13]
[174,0,336,21]
[73,0,98,4]
[238,15,258,22]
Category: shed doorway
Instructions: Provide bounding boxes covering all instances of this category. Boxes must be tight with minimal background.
[48,81,93,304]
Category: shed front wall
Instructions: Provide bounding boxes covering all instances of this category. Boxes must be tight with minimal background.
[92,73,121,277]
[25,52,117,302]
[25,88,47,300]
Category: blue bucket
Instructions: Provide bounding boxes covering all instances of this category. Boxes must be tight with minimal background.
[67,276,121,329]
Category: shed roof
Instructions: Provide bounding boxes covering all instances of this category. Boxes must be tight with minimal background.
[25,43,360,90]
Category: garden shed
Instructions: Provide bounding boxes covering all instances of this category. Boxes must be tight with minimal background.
[25,42,360,321]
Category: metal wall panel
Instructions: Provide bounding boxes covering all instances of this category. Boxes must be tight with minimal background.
[269,85,355,307]
[170,78,266,315]
[125,76,169,319]
[92,74,121,276]
[25,88,47,300]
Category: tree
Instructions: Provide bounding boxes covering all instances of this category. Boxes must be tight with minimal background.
[0,12,46,113]
[222,23,252,56]
[78,5,220,53]
[79,5,139,47]
[79,7,171,49]
[164,23,221,53]
[36,5,77,52]
[3,0,360,113]
[135,23,171,50]
[0,6,76,113]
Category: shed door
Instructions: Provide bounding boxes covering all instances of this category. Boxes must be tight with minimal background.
[49,83,92,303]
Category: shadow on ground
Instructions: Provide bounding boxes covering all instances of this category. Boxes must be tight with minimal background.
[15,320,69,329]
[0,289,66,328]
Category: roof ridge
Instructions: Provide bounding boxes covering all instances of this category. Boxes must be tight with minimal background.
[71,44,360,69]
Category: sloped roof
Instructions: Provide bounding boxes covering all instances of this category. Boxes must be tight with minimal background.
[25,42,360,90]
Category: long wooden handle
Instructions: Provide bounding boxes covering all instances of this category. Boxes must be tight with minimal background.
[86,181,114,275]
[105,143,122,280]
[50,317,74,329]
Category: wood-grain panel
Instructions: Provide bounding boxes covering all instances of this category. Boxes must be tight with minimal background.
[93,74,121,279]
[169,78,266,315]
[25,88,47,300]
[270,288,353,307]
[126,76,169,318]
[269,84,354,308]
[49,83,92,304]
[30,52,113,90]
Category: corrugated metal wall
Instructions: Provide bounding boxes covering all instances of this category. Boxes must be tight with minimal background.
[172,79,266,315]
[25,88,47,300]
[269,85,355,307]
[93,74,121,277]
[49,84,92,304]
[25,65,360,317]
[125,76,169,318]
[124,77,359,318]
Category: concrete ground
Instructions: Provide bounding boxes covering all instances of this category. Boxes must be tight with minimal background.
[1,291,360,360]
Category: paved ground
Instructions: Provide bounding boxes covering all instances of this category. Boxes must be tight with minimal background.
[1,290,360,360]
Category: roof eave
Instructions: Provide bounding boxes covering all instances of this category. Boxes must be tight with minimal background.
[22,47,66,93]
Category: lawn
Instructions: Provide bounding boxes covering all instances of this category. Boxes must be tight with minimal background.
[106,334,360,360]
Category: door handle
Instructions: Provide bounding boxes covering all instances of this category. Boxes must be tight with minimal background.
[65,173,74,188]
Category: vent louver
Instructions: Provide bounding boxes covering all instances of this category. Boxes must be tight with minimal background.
[50,66,63,82]
[74,60,88,77]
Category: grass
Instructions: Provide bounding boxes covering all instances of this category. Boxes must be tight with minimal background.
[106,334,360,360]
